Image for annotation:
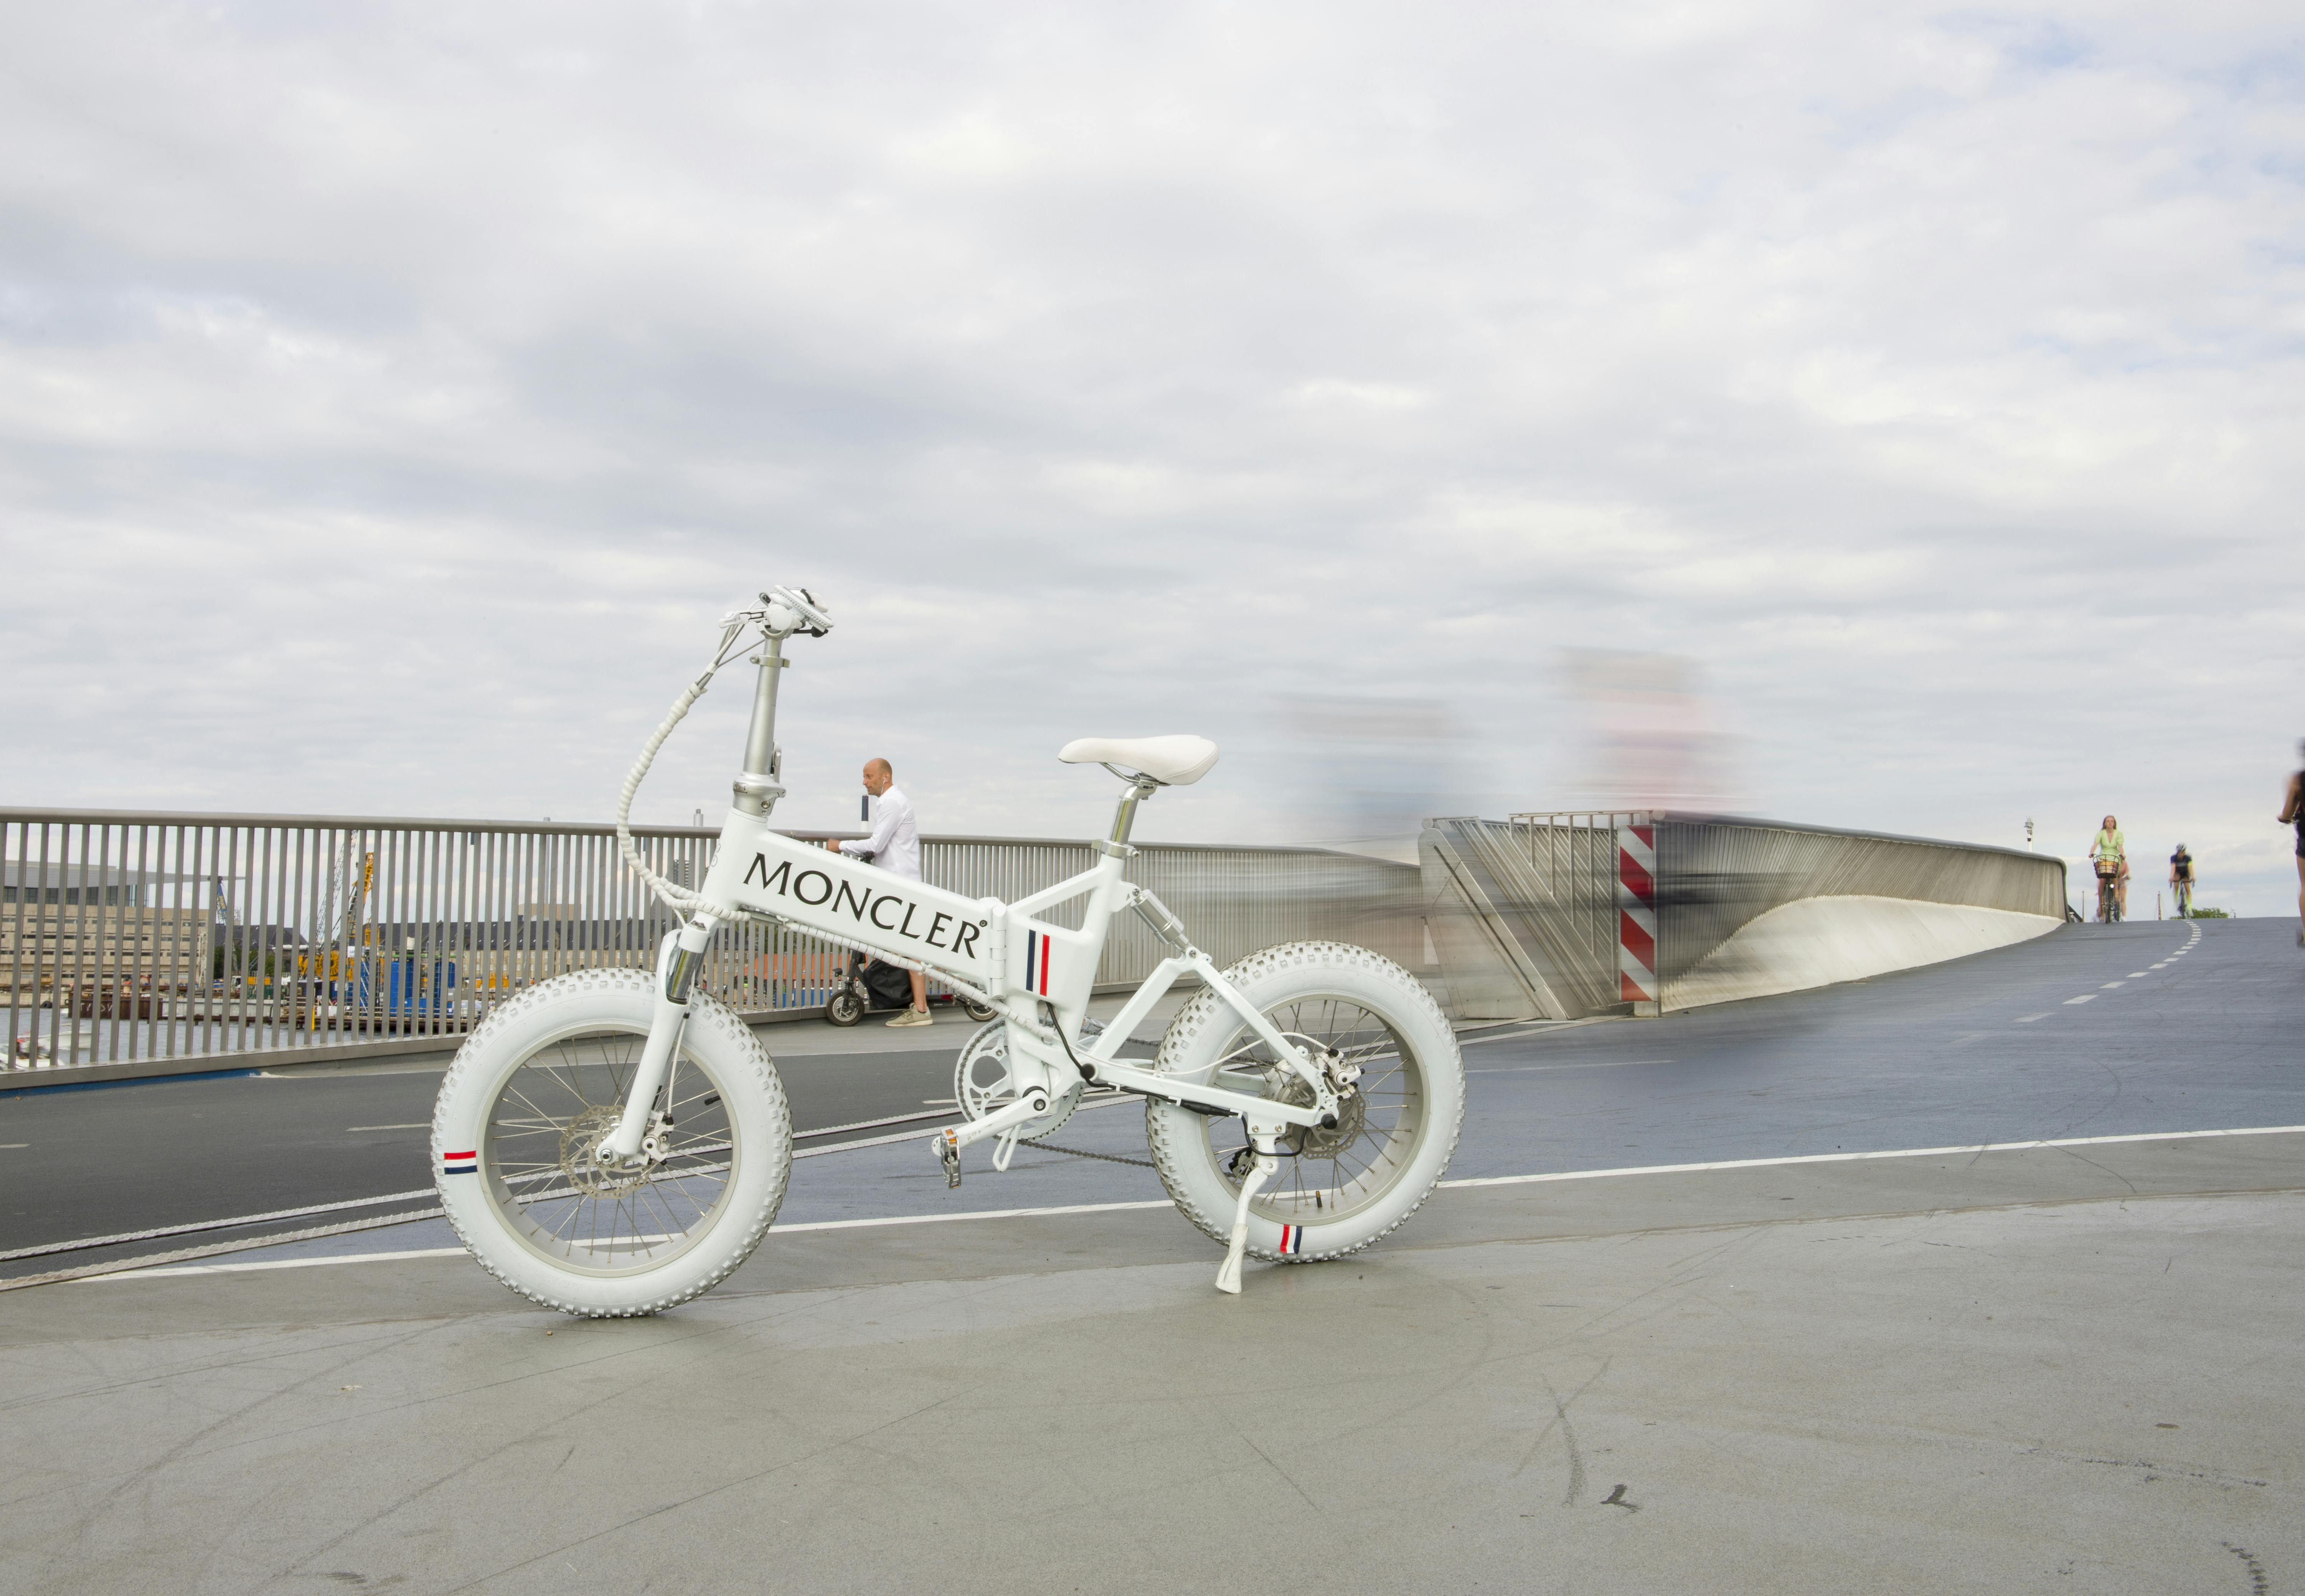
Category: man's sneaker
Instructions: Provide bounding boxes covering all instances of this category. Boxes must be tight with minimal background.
[886,1007,933,1028]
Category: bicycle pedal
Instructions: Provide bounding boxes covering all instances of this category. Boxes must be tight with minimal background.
[936,1131,962,1189]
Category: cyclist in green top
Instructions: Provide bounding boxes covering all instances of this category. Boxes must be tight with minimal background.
[2089,815,2128,921]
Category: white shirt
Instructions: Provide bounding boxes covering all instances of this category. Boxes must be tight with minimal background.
[838,785,921,881]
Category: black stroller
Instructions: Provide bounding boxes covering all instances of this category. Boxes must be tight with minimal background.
[824,950,997,1027]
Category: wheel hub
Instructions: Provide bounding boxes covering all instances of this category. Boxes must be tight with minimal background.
[1265,1063,1366,1159]
[561,1104,663,1197]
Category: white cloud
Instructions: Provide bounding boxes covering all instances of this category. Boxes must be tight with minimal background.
[2,0,2302,910]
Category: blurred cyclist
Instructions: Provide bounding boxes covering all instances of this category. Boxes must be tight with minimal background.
[2089,814,2128,921]
[2280,744,2305,945]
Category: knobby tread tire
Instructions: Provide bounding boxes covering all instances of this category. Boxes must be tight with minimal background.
[432,968,790,1318]
[1144,940,1464,1266]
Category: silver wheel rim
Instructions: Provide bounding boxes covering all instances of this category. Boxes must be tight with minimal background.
[477,1024,738,1276]
[1190,993,1425,1226]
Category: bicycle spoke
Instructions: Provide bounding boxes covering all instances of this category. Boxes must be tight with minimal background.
[478,1024,739,1275]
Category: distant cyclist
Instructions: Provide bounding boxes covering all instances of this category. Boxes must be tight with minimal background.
[2281,744,2305,945]
[2089,814,2128,922]
[2168,844,2195,917]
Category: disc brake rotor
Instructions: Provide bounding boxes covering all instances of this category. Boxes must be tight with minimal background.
[558,1103,663,1197]
[1262,1052,1366,1160]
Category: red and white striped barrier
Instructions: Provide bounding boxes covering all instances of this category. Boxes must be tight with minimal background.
[1616,824,1658,1009]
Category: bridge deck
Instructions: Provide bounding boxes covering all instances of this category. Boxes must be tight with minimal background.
[3,918,2301,1590]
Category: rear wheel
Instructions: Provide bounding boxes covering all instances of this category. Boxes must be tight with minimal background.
[1146,942,1462,1263]
[432,969,790,1317]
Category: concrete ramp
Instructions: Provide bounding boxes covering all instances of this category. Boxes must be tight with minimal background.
[1667,895,2060,1009]
[1421,813,2071,1021]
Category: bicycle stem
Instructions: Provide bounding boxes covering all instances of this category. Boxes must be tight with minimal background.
[732,632,787,817]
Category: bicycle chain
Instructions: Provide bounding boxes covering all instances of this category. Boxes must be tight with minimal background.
[1020,1138,1155,1170]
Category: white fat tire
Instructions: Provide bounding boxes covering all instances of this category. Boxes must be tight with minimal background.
[1145,941,1463,1263]
[431,968,790,1317]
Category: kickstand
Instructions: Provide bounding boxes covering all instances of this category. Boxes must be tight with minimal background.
[1214,1143,1278,1295]
[936,1129,962,1189]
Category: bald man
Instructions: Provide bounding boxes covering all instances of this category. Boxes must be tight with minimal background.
[832,758,929,1024]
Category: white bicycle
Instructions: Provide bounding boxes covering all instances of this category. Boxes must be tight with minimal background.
[432,589,1464,1314]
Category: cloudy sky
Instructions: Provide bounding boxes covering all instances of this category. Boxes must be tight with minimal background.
[4,2,2301,912]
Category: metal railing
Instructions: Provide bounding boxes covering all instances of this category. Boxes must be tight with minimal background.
[2,808,1421,1075]
[1422,811,2067,1020]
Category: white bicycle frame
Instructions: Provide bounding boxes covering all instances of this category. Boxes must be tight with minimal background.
[597,590,1340,1177]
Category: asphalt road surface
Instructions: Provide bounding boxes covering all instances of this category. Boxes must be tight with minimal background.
[8,915,2304,1594]
[3,913,2294,1273]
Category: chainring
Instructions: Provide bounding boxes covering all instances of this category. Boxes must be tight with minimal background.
[953,1020,1081,1140]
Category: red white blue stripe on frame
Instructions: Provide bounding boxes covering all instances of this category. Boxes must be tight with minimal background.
[1023,928,1052,996]
[442,1149,477,1176]
[1277,1223,1304,1255]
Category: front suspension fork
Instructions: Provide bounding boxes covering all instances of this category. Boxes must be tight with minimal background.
[600,920,713,1164]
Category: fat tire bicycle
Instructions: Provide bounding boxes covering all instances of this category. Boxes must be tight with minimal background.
[431,589,1465,1315]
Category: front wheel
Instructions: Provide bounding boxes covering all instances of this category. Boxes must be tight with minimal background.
[432,968,791,1317]
[1145,941,1464,1264]
[826,986,865,1027]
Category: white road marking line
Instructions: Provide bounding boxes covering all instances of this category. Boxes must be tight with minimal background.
[83,1247,465,1279]
[2016,1014,2051,1023]
[2065,995,2095,1004]
[91,1126,2305,1280]
[1442,1125,2305,1190]
[1467,1059,1675,1076]
[2128,972,2149,978]
[0,1143,26,1149]
[2101,982,2125,989]
[345,1124,429,1132]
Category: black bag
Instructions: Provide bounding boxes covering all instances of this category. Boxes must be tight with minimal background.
[858,958,914,1009]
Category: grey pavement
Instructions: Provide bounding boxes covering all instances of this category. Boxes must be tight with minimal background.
[3,1137,2300,1594]
[4,916,2304,1590]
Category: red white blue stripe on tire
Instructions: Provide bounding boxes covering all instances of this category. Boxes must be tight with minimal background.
[442,1150,477,1176]
[1278,1223,1303,1255]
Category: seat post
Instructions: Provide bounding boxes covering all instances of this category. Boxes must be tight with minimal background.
[1109,778,1160,847]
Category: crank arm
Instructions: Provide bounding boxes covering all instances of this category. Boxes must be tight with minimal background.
[937,1089,1058,1156]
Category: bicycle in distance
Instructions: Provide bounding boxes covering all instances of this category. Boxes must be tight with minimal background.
[431,587,1465,1315]
[2095,862,2124,923]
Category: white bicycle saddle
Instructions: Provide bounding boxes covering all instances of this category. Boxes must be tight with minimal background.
[1058,735,1220,786]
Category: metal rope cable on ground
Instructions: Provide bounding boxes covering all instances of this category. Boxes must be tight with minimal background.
[0,1207,444,1292]
[0,1185,439,1263]
[5,1088,1165,1290]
